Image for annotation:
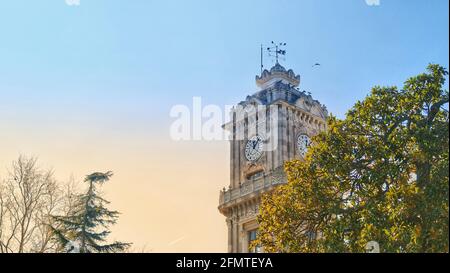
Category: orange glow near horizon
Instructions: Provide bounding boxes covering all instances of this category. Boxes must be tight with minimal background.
[0,120,229,252]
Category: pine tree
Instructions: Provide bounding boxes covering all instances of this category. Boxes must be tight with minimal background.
[50,171,131,253]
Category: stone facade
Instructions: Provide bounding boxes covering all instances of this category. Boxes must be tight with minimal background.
[218,62,328,253]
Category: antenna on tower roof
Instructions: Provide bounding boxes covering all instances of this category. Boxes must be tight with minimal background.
[260,44,264,75]
[267,41,287,64]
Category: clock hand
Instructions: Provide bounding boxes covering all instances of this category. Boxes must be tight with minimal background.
[253,139,260,149]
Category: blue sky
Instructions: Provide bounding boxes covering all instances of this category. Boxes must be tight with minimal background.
[1,0,448,123]
[0,0,448,252]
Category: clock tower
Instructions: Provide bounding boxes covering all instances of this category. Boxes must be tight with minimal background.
[218,60,328,253]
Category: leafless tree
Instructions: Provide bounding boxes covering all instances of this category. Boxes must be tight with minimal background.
[0,156,77,253]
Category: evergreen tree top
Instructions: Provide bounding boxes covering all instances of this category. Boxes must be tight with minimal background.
[50,171,131,253]
[85,171,113,184]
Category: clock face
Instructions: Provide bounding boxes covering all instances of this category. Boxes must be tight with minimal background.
[245,135,263,161]
[297,134,311,158]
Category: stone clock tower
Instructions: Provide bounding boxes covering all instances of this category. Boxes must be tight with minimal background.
[218,61,328,253]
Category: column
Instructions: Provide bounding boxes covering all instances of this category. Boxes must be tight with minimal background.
[281,105,288,163]
[230,118,235,187]
[241,226,249,253]
[266,106,273,171]
[272,105,280,169]
[226,218,233,253]
[233,121,241,188]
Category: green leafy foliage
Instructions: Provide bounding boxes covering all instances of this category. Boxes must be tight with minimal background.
[254,64,449,253]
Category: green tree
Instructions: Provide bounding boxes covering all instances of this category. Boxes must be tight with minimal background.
[254,64,449,253]
[50,171,131,253]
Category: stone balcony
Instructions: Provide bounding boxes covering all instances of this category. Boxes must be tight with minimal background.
[218,170,287,208]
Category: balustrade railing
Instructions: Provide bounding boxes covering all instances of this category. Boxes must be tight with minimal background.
[219,175,286,205]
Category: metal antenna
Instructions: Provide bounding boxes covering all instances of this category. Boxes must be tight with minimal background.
[260,44,264,74]
[267,41,287,64]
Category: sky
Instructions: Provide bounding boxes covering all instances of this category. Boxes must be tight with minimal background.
[0,0,448,252]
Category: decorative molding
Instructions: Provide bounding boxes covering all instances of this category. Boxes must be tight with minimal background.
[255,63,300,88]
